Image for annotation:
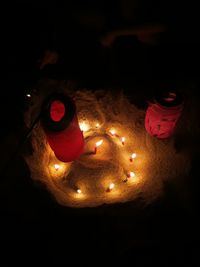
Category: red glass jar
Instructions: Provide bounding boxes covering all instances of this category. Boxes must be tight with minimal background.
[145,91,184,139]
[41,93,84,162]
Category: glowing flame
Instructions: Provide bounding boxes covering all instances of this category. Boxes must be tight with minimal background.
[77,189,82,194]
[109,129,116,136]
[121,137,126,144]
[96,140,103,147]
[128,171,135,178]
[79,122,90,132]
[54,164,60,171]
[26,93,31,98]
[109,183,115,190]
[95,123,100,128]
[131,153,137,159]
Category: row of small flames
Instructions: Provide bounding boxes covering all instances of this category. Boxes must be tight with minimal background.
[25,93,138,196]
[52,122,137,195]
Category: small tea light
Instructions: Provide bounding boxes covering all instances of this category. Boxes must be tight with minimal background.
[54,164,60,171]
[77,189,82,194]
[107,183,115,192]
[94,139,103,154]
[127,171,135,178]
[130,153,137,162]
[121,137,126,145]
[26,93,31,98]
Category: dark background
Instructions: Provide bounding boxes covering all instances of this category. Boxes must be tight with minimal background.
[1,1,200,265]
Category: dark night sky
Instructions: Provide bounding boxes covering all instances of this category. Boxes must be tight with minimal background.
[1,2,200,265]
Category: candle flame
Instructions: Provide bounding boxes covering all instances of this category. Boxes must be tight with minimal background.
[26,93,31,98]
[95,123,100,128]
[77,189,82,194]
[109,183,115,190]
[121,137,125,143]
[54,164,60,170]
[129,171,135,177]
[131,153,137,159]
[79,122,90,132]
[109,129,116,136]
[96,139,103,147]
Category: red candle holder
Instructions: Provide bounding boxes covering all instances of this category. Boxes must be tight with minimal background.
[41,93,84,162]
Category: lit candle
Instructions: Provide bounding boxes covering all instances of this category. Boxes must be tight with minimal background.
[95,123,100,128]
[94,139,103,154]
[121,137,126,145]
[107,183,115,192]
[109,129,119,137]
[26,93,31,98]
[79,122,90,132]
[77,189,82,194]
[130,153,137,162]
[127,171,135,178]
[54,164,60,171]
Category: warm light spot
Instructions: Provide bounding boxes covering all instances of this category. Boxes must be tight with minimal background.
[26,93,31,98]
[96,139,103,147]
[109,129,116,136]
[77,189,82,194]
[95,123,100,128]
[121,137,126,145]
[71,187,87,200]
[130,153,137,162]
[48,156,69,178]
[54,164,60,171]
[127,171,135,178]
[109,183,115,190]
[131,153,137,159]
[93,139,104,154]
[79,122,90,132]
[106,182,118,193]
[107,183,115,192]
[48,158,71,179]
